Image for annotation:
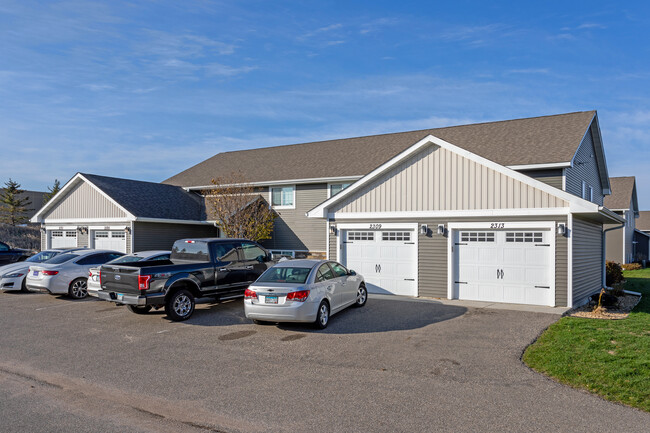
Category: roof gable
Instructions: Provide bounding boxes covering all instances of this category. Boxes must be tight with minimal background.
[637,211,650,232]
[41,179,128,220]
[164,111,596,187]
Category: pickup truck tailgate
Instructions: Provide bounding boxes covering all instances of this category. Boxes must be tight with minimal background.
[101,265,141,294]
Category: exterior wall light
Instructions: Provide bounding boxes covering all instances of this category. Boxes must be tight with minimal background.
[330,225,337,235]
[557,223,566,236]
[437,224,445,236]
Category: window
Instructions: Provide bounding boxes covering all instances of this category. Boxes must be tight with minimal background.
[505,232,543,243]
[460,232,495,242]
[151,254,171,261]
[382,231,411,241]
[329,262,348,278]
[258,266,311,284]
[76,254,107,266]
[46,253,79,264]
[103,253,124,262]
[329,183,351,197]
[211,242,241,264]
[65,231,76,238]
[316,264,335,282]
[111,231,126,239]
[270,186,294,208]
[347,231,374,241]
[582,181,593,201]
[95,231,109,238]
[171,240,210,262]
[26,251,60,263]
[51,231,63,238]
[270,250,295,258]
[241,242,267,261]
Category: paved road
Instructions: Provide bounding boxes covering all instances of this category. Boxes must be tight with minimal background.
[0,291,648,432]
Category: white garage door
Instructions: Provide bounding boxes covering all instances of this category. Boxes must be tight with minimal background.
[454,229,554,306]
[49,230,77,248]
[340,229,417,296]
[93,231,127,253]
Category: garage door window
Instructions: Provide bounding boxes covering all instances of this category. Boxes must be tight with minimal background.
[112,231,125,239]
[52,231,63,238]
[382,231,411,241]
[95,231,108,239]
[348,231,374,241]
[460,232,495,242]
[65,231,76,238]
[505,232,543,243]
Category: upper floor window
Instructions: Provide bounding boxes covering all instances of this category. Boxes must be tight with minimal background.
[582,181,593,202]
[270,186,295,208]
[329,183,351,197]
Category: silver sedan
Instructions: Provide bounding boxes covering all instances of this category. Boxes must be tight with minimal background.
[244,259,367,329]
[0,249,65,292]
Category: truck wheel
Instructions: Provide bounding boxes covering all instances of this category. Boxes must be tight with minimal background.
[127,305,153,314]
[165,289,195,321]
[68,278,88,299]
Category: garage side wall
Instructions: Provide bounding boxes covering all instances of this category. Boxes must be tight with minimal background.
[572,217,603,306]
[132,222,219,252]
[604,223,624,263]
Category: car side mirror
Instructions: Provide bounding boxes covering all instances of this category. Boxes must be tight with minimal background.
[348,269,356,276]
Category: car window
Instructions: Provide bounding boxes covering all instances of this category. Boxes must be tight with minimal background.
[258,267,311,284]
[26,251,60,263]
[240,242,266,261]
[0,242,8,251]
[212,242,241,264]
[108,255,142,264]
[76,254,107,266]
[46,253,79,264]
[151,254,170,261]
[104,253,124,262]
[171,240,210,262]
[316,264,335,282]
[329,263,348,278]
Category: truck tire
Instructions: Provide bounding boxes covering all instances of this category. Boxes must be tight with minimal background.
[127,305,152,314]
[165,289,195,321]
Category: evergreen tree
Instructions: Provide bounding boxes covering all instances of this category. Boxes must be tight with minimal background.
[44,179,61,203]
[0,179,32,226]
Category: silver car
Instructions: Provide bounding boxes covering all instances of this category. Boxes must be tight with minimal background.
[0,248,84,292]
[87,250,170,297]
[244,259,367,329]
[26,250,123,299]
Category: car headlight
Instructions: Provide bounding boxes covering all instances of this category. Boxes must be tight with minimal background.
[3,273,24,278]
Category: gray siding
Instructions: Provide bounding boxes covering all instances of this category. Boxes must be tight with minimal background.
[564,126,604,205]
[43,181,127,220]
[625,206,636,263]
[572,217,603,305]
[132,222,219,252]
[40,229,46,251]
[634,230,649,262]
[517,169,563,190]
[330,216,568,306]
[605,222,624,263]
[262,184,328,253]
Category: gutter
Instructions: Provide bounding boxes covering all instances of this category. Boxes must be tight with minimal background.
[602,222,625,287]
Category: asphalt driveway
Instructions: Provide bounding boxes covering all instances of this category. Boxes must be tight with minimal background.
[0,291,648,432]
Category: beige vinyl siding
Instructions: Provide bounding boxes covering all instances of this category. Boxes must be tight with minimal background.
[330,216,568,305]
[262,184,328,253]
[572,217,603,305]
[517,169,563,190]
[40,230,47,251]
[331,145,568,214]
[564,125,604,205]
[78,230,89,248]
[605,221,625,263]
[132,222,219,252]
[43,181,127,220]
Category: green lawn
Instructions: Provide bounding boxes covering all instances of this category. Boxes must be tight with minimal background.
[523,268,650,412]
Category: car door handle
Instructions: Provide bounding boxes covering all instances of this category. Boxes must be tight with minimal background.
[218,268,228,272]
[327,285,334,291]
[245,265,254,269]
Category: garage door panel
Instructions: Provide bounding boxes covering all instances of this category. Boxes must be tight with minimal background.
[93,230,126,253]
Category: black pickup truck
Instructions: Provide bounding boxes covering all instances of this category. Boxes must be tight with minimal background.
[97,238,275,321]
[0,241,32,266]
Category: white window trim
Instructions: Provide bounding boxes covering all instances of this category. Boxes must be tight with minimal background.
[269,185,296,210]
[327,182,352,199]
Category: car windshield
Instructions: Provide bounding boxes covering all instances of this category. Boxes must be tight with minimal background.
[257,267,312,284]
[44,253,79,264]
[26,251,60,263]
[107,255,144,264]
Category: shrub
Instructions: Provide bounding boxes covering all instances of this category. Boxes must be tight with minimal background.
[605,261,623,286]
[621,263,642,271]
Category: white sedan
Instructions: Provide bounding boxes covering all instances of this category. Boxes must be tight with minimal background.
[87,250,170,297]
[26,250,123,299]
[0,249,68,292]
[244,259,367,329]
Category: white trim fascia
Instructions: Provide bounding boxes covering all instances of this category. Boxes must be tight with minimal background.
[44,218,131,224]
[269,185,296,210]
[130,220,134,253]
[88,225,129,230]
[325,219,330,260]
[562,168,566,191]
[330,208,571,220]
[447,221,556,306]
[307,135,602,218]
[567,213,573,308]
[598,207,626,224]
[507,162,571,170]
[133,217,213,225]
[45,226,78,230]
[187,176,363,191]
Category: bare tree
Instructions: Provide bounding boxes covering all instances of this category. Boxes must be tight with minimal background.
[203,173,276,242]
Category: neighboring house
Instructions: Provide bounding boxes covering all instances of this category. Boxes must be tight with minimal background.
[634,210,650,263]
[0,188,46,222]
[604,177,640,264]
[30,173,218,253]
[161,110,621,307]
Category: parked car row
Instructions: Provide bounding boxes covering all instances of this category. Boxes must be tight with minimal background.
[0,238,367,329]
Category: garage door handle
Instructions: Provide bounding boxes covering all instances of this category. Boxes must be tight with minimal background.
[404,278,415,281]
[455,281,467,284]
[535,286,550,289]
[535,244,550,247]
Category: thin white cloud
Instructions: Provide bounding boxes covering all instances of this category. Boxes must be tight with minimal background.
[205,63,257,76]
[507,68,550,75]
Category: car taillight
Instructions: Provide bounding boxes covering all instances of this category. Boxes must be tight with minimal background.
[138,275,151,291]
[41,270,59,276]
[244,288,258,300]
[98,270,101,284]
[286,290,309,302]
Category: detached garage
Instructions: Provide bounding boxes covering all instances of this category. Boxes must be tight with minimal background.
[31,173,219,253]
[308,134,623,308]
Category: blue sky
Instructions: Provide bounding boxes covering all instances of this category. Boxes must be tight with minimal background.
[1,1,649,208]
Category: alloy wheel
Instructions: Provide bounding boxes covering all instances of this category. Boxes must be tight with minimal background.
[173,294,192,317]
[71,280,87,298]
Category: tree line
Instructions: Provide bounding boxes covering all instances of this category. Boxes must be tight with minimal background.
[0,179,60,226]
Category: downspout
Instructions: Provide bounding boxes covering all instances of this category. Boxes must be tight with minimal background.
[603,223,625,287]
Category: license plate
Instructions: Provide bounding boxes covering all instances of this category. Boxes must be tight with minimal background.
[117,293,124,301]
[265,295,278,304]
[33,271,39,276]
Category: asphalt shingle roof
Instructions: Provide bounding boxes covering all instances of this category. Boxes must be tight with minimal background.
[604,177,636,211]
[636,211,650,232]
[81,173,205,220]
[163,111,596,187]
